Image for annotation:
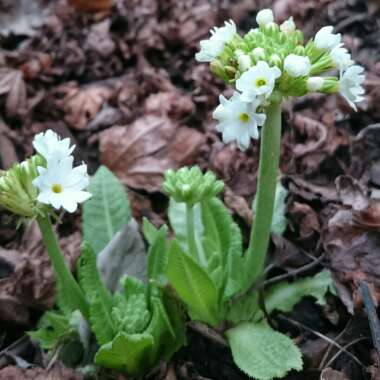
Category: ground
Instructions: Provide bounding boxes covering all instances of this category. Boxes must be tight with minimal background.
[0,0,380,379]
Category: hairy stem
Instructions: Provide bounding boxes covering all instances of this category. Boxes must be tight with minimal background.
[186,203,200,262]
[36,215,89,319]
[246,101,282,284]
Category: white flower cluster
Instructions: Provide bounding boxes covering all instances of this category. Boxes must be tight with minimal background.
[311,26,364,110]
[196,9,366,150]
[32,130,91,213]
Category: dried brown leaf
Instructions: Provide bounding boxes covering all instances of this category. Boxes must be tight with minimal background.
[0,364,83,380]
[0,68,27,117]
[68,0,113,14]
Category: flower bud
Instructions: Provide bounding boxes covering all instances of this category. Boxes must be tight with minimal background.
[284,54,311,77]
[280,17,296,34]
[293,45,306,56]
[269,54,282,67]
[0,155,45,218]
[237,53,252,72]
[256,9,274,27]
[163,166,224,205]
[252,47,266,61]
[307,77,324,92]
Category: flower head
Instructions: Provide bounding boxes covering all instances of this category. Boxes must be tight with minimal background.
[339,65,365,111]
[330,45,353,71]
[163,166,224,205]
[33,156,91,213]
[213,92,266,151]
[284,54,311,77]
[0,155,45,218]
[256,9,274,27]
[236,61,281,102]
[314,26,341,51]
[33,129,75,162]
[195,20,237,62]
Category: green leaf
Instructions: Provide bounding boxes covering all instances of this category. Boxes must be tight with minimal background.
[83,165,131,254]
[226,322,303,380]
[254,270,334,321]
[77,242,115,345]
[144,221,169,285]
[166,240,220,326]
[253,182,288,236]
[226,292,259,325]
[95,332,154,375]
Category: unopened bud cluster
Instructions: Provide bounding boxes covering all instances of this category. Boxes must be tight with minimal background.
[196,9,365,150]
[163,166,224,205]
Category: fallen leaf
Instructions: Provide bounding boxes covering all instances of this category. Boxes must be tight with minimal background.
[0,364,83,380]
[55,82,113,130]
[288,201,320,241]
[100,114,205,192]
[0,68,27,118]
[68,0,113,14]
[321,368,349,380]
[335,175,369,211]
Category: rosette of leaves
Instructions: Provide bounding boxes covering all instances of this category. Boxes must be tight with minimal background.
[162,166,335,380]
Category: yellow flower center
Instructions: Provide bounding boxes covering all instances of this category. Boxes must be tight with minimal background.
[52,184,63,194]
[255,77,267,87]
[239,113,250,123]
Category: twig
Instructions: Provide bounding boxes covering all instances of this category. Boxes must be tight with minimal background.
[360,281,380,371]
[188,321,228,347]
[278,315,365,369]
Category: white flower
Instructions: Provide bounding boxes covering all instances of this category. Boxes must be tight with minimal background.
[237,54,252,72]
[213,92,266,151]
[280,17,296,34]
[195,20,237,62]
[307,77,324,92]
[33,156,91,213]
[339,65,365,111]
[33,129,75,162]
[314,26,341,51]
[284,54,311,77]
[330,45,354,71]
[236,61,281,102]
[256,9,274,27]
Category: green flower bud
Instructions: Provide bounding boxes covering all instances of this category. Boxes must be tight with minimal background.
[293,45,306,56]
[163,166,224,205]
[0,155,46,218]
[210,59,230,83]
[269,53,282,67]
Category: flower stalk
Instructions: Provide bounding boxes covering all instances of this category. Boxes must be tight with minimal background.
[36,215,89,320]
[246,100,282,284]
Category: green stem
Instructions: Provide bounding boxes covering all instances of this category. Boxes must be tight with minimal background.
[36,215,89,320]
[246,101,282,284]
[186,203,199,262]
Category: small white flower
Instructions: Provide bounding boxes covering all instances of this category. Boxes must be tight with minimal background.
[33,156,91,213]
[280,17,296,34]
[256,9,274,27]
[284,54,311,77]
[330,45,354,71]
[213,92,266,151]
[236,61,282,102]
[314,26,341,51]
[195,20,237,62]
[237,54,252,72]
[33,129,75,162]
[307,77,324,92]
[339,65,365,111]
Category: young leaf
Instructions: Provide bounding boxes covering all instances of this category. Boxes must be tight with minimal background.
[95,332,154,375]
[77,242,115,345]
[226,292,259,325]
[254,270,335,321]
[144,220,169,285]
[226,322,303,380]
[166,240,220,326]
[252,182,288,236]
[83,165,131,254]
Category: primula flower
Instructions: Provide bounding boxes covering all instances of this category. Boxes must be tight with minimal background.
[314,26,341,51]
[213,92,266,151]
[307,77,324,92]
[330,45,354,71]
[195,20,236,62]
[256,9,274,27]
[339,65,365,111]
[284,54,311,77]
[33,156,91,213]
[236,61,281,102]
[33,129,75,162]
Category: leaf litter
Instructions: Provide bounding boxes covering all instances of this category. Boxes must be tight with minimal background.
[0,0,379,379]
